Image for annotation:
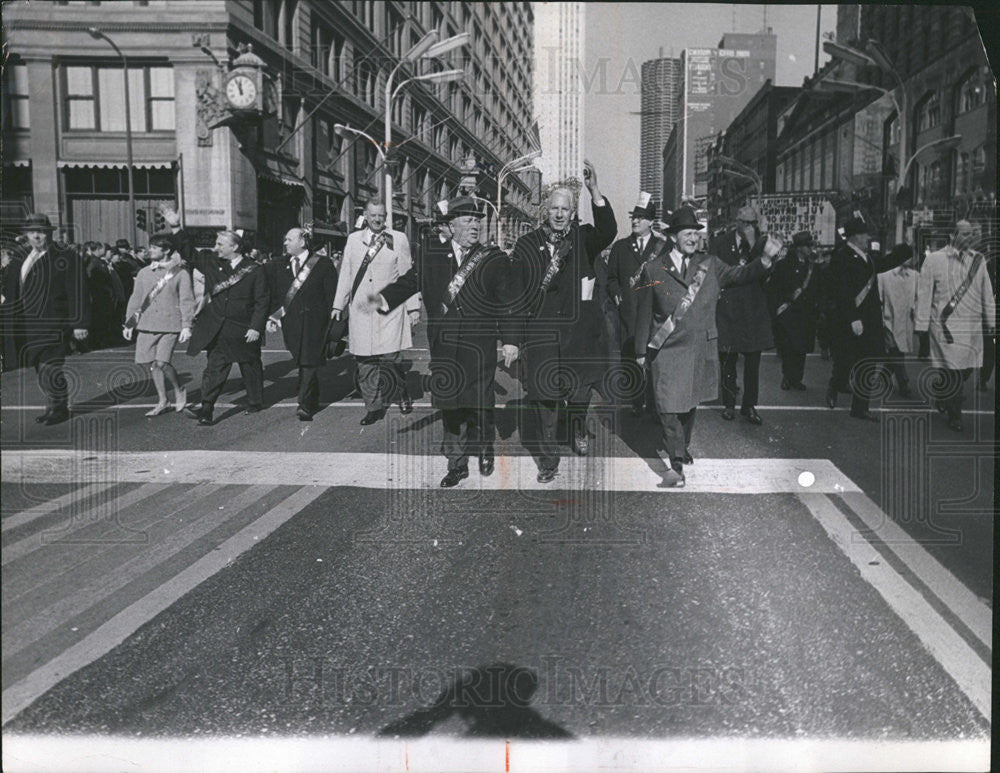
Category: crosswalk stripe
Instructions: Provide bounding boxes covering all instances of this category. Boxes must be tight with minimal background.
[1,483,118,533]
[799,493,990,720]
[3,450,861,494]
[1,485,326,724]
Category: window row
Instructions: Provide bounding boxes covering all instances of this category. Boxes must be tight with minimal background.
[64,64,175,132]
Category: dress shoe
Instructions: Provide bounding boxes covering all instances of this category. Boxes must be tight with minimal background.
[184,405,207,420]
[440,467,469,488]
[721,408,736,421]
[825,390,837,409]
[662,467,685,488]
[243,405,262,415]
[536,466,558,484]
[571,430,590,456]
[780,378,791,390]
[946,417,964,432]
[40,409,69,426]
[197,413,214,426]
[399,391,413,415]
[792,381,807,391]
[478,454,495,477]
[850,410,879,423]
[360,409,384,426]
[741,407,763,425]
[682,452,694,465]
[296,407,313,422]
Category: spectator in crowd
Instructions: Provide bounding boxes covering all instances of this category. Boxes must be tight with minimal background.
[122,232,194,416]
[1,243,26,371]
[766,231,819,390]
[82,241,124,348]
[978,243,996,391]
[877,253,919,397]
[916,220,995,432]
[594,246,621,362]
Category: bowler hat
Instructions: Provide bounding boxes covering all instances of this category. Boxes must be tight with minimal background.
[666,206,704,234]
[445,196,482,220]
[792,231,814,247]
[629,191,657,221]
[19,213,55,233]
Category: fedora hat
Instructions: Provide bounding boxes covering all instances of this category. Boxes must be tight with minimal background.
[629,191,657,221]
[445,195,483,220]
[666,206,703,234]
[792,231,814,247]
[19,213,55,233]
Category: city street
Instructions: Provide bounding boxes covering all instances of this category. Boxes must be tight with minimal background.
[1,329,992,768]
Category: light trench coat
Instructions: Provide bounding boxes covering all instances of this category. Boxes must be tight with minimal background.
[915,247,995,369]
[878,266,919,353]
[334,228,419,356]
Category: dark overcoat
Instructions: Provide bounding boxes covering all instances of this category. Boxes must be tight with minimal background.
[264,253,338,367]
[509,200,618,401]
[15,244,91,368]
[607,232,667,340]
[827,242,911,358]
[765,246,818,354]
[186,251,269,361]
[633,250,768,413]
[712,229,774,352]
[379,238,517,410]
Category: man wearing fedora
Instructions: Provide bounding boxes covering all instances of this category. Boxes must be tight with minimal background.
[362,196,519,487]
[13,214,90,425]
[825,213,913,421]
[634,206,778,487]
[607,192,666,416]
[710,205,774,425]
[766,231,820,390]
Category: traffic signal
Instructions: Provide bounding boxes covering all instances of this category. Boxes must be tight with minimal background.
[153,209,166,232]
[136,209,147,231]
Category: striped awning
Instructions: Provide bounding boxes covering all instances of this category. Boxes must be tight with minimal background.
[3,159,31,168]
[57,160,175,170]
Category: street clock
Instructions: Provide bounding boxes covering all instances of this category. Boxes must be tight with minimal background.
[223,44,267,114]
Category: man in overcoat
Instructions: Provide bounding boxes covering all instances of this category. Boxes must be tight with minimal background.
[633,207,776,487]
[334,199,418,425]
[607,192,667,415]
[711,205,773,424]
[824,213,912,421]
[13,214,90,424]
[508,161,617,482]
[182,229,269,425]
[915,220,995,431]
[362,197,519,487]
[265,226,338,421]
[766,230,819,390]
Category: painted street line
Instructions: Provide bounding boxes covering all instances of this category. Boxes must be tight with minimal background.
[1,482,117,534]
[3,450,860,494]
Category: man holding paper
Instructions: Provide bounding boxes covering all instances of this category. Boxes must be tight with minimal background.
[508,160,617,482]
[633,207,779,487]
[264,226,339,421]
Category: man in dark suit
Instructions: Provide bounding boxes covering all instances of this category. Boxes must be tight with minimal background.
[711,205,774,425]
[264,226,338,421]
[182,229,269,425]
[509,160,618,482]
[825,213,912,421]
[607,192,666,415]
[362,197,519,488]
[766,230,819,390]
[13,214,90,424]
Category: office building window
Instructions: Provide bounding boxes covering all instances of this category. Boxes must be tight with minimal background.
[66,66,96,129]
[253,0,279,38]
[3,62,30,130]
[148,67,175,130]
[914,91,940,132]
[955,68,985,114]
[65,64,174,132]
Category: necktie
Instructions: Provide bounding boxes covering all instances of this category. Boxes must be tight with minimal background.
[681,256,689,275]
[21,250,43,283]
[454,248,463,268]
[291,258,300,276]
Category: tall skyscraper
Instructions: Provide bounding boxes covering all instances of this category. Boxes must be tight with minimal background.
[533,2,585,189]
[663,28,777,211]
[640,55,682,201]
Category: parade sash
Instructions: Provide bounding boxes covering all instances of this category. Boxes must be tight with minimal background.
[775,263,814,317]
[648,261,709,350]
[269,253,321,323]
[539,236,573,293]
[350,232,388,304]
[124,267,181,330]
[854,272,875,308]
[630,238,667,289]
[445,244,487,304]
[208,262,257,299]
[940,252,983,344]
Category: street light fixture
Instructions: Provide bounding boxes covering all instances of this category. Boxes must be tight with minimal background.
[385,33,469,228]
[88,27,137,247]
[822,40,876,69]
[899,134,962,189]
[333,123,384,159]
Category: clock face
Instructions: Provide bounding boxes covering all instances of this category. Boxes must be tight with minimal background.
[226,75,258,109]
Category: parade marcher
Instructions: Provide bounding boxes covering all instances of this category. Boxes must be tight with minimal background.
[978,247,996,391]
[711,205,774,424]
[766,231,819,390]
[595,247,621,360]
[915,220,995,432]
[334,199,418,425]
[362,196,519,487]
[1,243,26,372]
[877,253,919,397]
[509,161,617,482]
[607,192,666,415]
[824,213,913,421]
[265,226,338,421]
[12,214,90,424]
[182,228,269,425]
[634,206,779,487]
[122,232,194,416]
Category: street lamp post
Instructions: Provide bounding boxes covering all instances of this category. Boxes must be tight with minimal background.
[88,27,136,247]
[334,124,385,222]
[384,31,469,228]
[496,151,540,248]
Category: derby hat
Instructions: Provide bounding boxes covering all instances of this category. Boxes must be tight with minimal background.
[665,206,704,234]
[19,213,56,233]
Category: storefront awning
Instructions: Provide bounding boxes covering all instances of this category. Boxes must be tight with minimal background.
[3,159,31,168]
[257,169,304,189]
[57,160,175,170]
